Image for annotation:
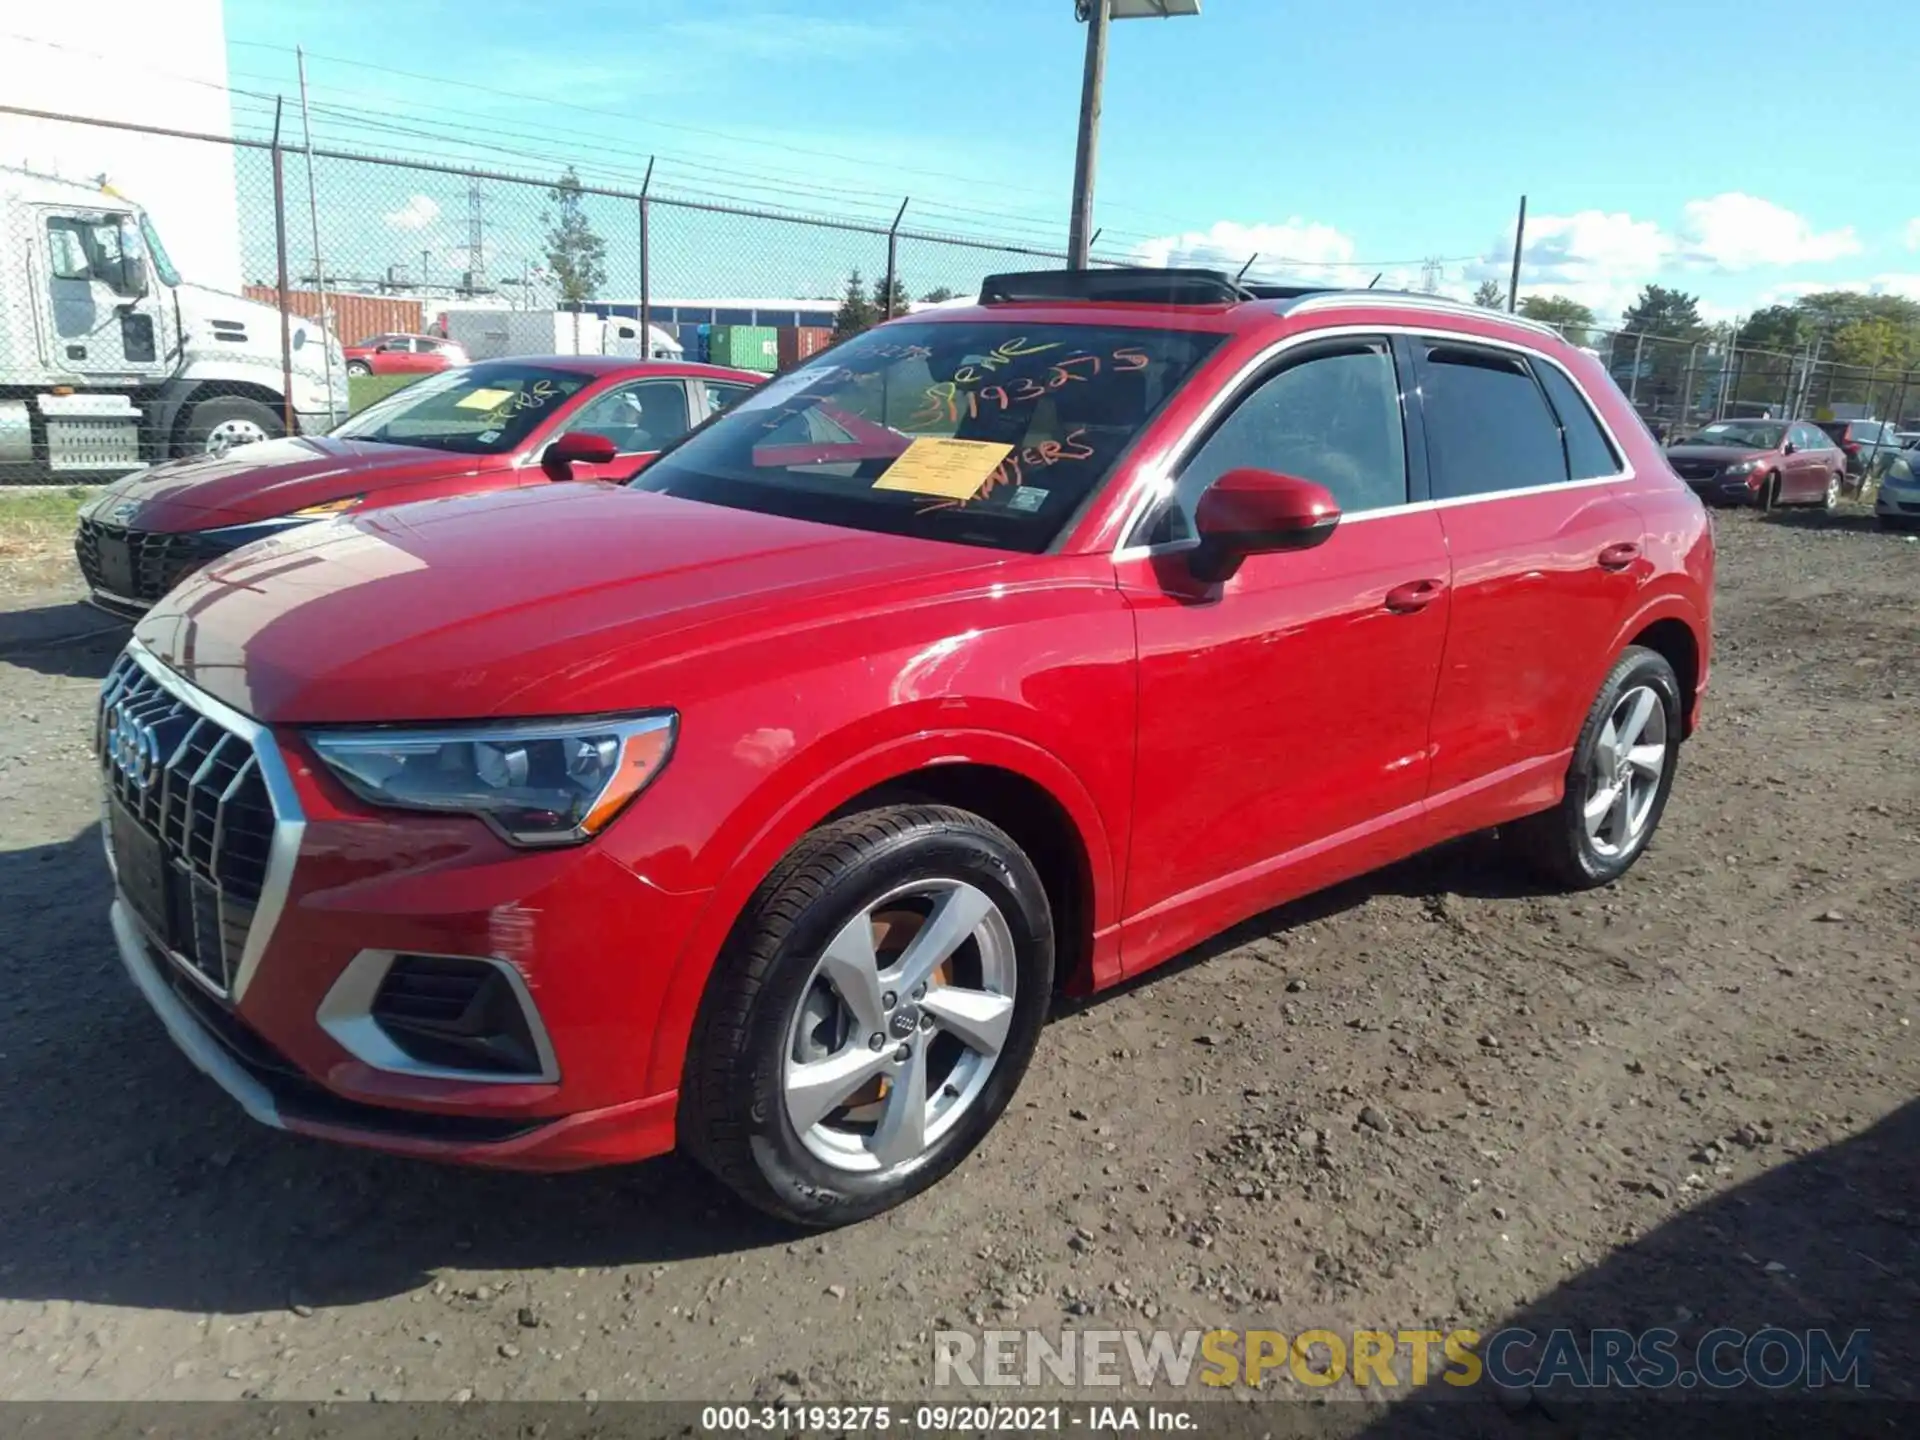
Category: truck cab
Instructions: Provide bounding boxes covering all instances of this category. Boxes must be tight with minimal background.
[1,167,347,479]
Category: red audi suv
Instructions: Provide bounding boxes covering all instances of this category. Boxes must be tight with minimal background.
[99,269,1713,1225]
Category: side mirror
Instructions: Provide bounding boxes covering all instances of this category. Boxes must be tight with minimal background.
[541,430,620,480]
[1782,440,1797,455]
[1190,468,1341,583]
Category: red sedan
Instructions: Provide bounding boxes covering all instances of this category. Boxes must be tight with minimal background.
[1665,418,1847,509]
[74,357,762,616]
[100,272,1712,1225]
[343,333,468,377]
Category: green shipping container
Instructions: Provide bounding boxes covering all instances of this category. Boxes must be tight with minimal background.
[708,325,779,372]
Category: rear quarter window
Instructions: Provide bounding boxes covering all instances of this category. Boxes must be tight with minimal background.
[1534,362,1623,480]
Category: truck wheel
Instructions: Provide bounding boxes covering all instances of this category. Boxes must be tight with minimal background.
[183,397,283,458]
[681,805,1053,1227]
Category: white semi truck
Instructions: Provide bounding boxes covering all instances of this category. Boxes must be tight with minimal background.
[0,166,347,477]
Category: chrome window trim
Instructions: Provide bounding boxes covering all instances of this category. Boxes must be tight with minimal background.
[1112,322,1638,560]
[316,948,562,1086]
[113,640,306,1001]
[1282,290,1566,340]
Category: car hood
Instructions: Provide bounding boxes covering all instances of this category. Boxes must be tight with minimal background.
[134,484,1008,723]
[1665,444,1771,464]
[91,435,494,531]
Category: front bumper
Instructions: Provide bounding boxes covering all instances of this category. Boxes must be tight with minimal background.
[1874,481,1920,518]
[100,644,710,1171]
[1683,474,1762,505]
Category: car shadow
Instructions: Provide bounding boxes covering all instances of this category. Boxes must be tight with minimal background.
[0,827,794,1318]
[1348,1098,1919,1437]
[1757,507,1885,535]
[1058,830,1548,1015]
[0,597,127,680]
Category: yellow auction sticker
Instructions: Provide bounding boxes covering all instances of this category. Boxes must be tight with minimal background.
[872,436,1013,500]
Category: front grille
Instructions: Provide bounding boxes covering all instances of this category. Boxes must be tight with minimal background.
[75,519,219,605]
[1672,460,1721,481]
[99,653,276,993]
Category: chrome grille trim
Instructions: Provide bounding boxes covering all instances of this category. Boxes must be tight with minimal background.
[99,641,305,1001]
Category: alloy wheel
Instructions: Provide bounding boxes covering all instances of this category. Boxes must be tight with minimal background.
[1826,472,1841,510]
[782,878,1017,1174]
[1582,684,1668,858]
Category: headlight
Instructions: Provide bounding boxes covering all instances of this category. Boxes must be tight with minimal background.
[1723,459,1761,476]
[290,496,363,517]
[308,714,676,846]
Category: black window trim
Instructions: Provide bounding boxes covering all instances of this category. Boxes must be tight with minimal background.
[1115,324,1637,556]
[1527,349,1626,480]
[1131,332,1418,551]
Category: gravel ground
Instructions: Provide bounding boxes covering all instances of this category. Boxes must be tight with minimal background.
[0,504,1914,1422]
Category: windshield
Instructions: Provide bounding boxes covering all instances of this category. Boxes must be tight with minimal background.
[331,362,593,454]
[137,212,180,289]
[630,321,1223,551]
[1686,422,1784,449]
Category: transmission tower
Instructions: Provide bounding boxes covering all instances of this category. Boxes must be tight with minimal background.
[465,184,488,293]
[1420,258,1443,294]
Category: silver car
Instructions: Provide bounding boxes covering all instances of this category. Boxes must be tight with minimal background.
[1877,449,1920,532]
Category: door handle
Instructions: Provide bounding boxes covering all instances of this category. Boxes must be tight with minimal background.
[1597,542,1641,571]
[1384,578,1446,614]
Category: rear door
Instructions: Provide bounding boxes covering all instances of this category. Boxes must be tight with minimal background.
[1414,337,1647,821]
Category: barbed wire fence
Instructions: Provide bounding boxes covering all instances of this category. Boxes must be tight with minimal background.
[3,103,1916,484]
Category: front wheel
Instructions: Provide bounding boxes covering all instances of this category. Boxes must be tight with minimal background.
[345,359,372,378]
[1507,647,1682,889]
[681,805,1054,1227]
[1823,471,1842,510]
[1758,472,1781,511]
[183,396,284,458]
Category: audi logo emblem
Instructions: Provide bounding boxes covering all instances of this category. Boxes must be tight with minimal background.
[104,702,162,791]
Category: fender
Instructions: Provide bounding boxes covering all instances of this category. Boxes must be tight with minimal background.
[640,726,1118,1094]
[1583,583,1710,743]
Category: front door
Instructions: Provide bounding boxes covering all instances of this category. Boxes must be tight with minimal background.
[1413,338,1648,816]
[1117,336,1451,966]
[542,378,695,482]
[38,209,166,380]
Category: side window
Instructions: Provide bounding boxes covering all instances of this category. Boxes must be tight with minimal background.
[46,218,99,281]
[1156,340,1407,541]
[704,381,753,414]
[1419,343,1568,499]
[1534,361,1622,480]
[567,380,691,452]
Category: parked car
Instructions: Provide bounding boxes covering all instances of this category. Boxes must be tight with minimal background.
[1664,419,1846,509]
[74,357,760,616]
[1875,448,1920,531]
[343,333,469,377]
[98,271,1712,1225]
[1815,419,1904,489]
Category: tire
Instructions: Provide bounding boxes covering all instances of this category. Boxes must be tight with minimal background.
[1757,472,1780,512]
[345,360,372,378]
[1507,646,1683,890]
[1823,471,1842,511]
[182,396,284,458]
[681,805,1054,1227]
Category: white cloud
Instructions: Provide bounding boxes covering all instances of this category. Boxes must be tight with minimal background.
[1679,193,1860,270]
[383,195,441,232]
[1905,218,1920,251]
[1131,218,1360,285]
[1757,273,1920,306]
[1469,209,1675,318]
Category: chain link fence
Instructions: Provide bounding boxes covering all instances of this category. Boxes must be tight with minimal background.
[3,103,1916,483]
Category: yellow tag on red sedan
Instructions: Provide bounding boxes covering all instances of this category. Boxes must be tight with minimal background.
[872,437,1013,500]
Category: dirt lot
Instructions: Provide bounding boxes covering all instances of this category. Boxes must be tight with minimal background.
[0,503,1914,1422]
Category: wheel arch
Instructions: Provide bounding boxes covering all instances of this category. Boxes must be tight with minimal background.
[643,732,1118,1096]
[1616,602,1705,738]
[167,380,288,453]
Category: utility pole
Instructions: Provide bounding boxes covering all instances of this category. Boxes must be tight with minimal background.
[296,48,337,413]
[1067,0,1110,270]
[1506,195,1527,313]
[1420,257,1442,294]
[466,184,488,293]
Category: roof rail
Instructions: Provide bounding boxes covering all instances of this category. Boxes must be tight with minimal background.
[1283,289,1565,339]
[978,268,1247,306]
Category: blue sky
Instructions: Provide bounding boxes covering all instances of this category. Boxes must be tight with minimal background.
[221,0,1920,321]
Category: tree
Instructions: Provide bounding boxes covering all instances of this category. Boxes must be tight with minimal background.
[542,167,607,305]
[920,286,957,304]
[832,269,876,339]
[1618,284,1707,341]
[871,272,910,320]
[1471,280,1505,309]
[1517,294,1596,344]
[1612,285,1710,426]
